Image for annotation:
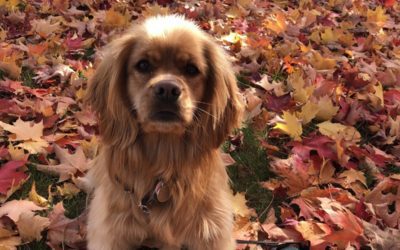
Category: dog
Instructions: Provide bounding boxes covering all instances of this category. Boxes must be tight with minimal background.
[85,15,243,250]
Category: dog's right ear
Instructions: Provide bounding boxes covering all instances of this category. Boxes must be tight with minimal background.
[85,35,138,148]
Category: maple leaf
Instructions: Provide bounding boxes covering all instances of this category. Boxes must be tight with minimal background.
[273,111,303,141]
[315,96,339,121]
[319,198,364,249]
[47,203,87,249]
[103,9,130,29]
[0,119,48,154]
[16,212,50,242]
[318,121,361,144]
[35,145,89,181]
[0,200,46,222]
[296,101,319,125]
[0,160,27,196]
[308,51,336,70]
[362,220,400,249]
[365,178,400,228]
[30,19,61,38]
[264,11,287,34]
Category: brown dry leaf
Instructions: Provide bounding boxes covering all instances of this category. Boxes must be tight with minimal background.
[15,212,50,242]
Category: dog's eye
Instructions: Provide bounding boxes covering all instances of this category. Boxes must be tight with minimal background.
[136,59,152,73]
[185,64,200,76]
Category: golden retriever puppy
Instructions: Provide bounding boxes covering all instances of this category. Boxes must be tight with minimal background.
[85,15,243,250]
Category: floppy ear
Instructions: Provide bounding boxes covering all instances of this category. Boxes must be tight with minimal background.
[85,35,138,148]
[201,40,244,148]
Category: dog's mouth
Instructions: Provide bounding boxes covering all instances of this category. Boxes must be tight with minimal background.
[151,111,181,122]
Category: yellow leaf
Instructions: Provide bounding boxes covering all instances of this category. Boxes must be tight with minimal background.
[288,70,315,103]
[29,182,49,207]
[318,121,361,143]
[338,32,355,47]
[143,4,170,17]
[0,0,19,10]
[75,87,86,101]
[104,9,130,29]
[372,82,384,107]
[274,111,303,141]
[56,183,80,199]
[231,192,255,218]
[309,30,321,44]
[296,101,319,125]
[309,51,336,70]
[321,28,337,44]
[367,6,388,27]
[7,145,26,161]
[264,12,287,34]
[315,95,339,121]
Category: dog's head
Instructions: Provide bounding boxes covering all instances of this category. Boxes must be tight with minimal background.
[86,15,243,149]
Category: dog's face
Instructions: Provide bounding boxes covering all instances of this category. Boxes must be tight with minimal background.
[86,15,243,148]
[127,27,208,134]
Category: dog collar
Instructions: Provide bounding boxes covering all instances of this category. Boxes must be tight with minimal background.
[114,176,170,214]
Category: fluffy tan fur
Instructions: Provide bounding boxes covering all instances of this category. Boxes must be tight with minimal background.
[86,15,244,250]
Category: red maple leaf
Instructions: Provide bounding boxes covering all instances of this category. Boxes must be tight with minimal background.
[0,160,27,195]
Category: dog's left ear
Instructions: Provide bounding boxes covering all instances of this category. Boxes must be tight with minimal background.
[202,40,244,148]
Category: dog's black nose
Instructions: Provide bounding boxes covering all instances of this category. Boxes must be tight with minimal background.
[154,81,181,101]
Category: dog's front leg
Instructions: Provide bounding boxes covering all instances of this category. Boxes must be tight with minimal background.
[87,189,146,250]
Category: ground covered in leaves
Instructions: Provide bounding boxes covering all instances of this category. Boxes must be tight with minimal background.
[0,0,400,249]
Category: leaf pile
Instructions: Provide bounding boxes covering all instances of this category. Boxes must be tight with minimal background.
[0,0,399,249]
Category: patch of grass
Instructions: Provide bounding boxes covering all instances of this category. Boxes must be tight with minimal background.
[18,238,49,250]
[236,75,252,89]
[270,66,287,82]
[356,121,375,146]
[0,69,5,80]
[226,126,274,221]
[20,67,36,88]
[384,164,400,175]
[64,191,88,219]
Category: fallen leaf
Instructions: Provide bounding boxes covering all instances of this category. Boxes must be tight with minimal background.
[273,111,303,141]
[16,212,50,242]
[0,161,27,196]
